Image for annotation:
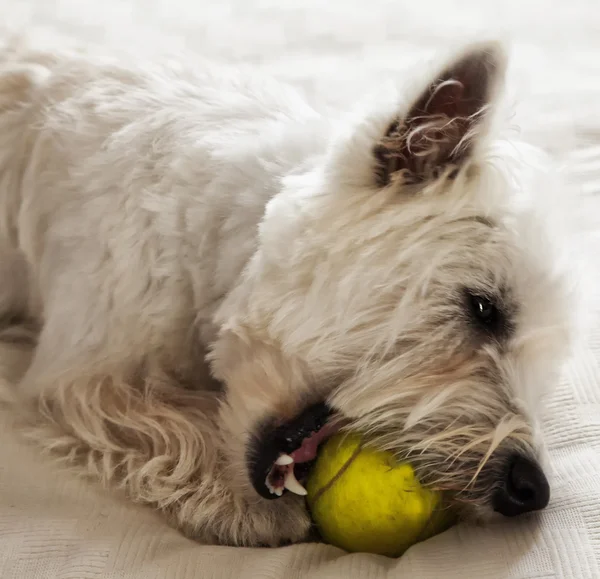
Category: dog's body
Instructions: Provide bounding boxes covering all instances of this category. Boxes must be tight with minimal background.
[0,39,578,547]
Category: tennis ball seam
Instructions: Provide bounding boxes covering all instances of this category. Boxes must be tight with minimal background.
[310,438,364,505]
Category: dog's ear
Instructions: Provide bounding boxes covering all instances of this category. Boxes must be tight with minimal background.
[374,42,506,186]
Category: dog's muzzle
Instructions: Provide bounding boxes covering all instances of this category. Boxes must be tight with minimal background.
[247,402,338,500]
[492,454,550,517]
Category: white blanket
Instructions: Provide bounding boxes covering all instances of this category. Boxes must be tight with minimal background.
[1,1,599,577]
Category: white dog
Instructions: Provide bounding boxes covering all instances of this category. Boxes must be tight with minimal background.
[0,37,577,547]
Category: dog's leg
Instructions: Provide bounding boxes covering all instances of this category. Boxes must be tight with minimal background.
[19,360,310,545]
[13,267,307,546]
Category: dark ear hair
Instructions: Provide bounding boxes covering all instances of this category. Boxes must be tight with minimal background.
[374,42,506,186]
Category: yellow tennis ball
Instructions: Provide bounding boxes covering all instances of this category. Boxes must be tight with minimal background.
[306,433,453,557]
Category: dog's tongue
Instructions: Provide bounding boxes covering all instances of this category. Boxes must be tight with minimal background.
[289,422,338,463]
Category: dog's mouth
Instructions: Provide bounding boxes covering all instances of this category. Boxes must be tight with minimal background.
[248,402,339,499]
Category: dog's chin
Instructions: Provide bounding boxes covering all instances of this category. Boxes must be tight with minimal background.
[247,402,341,500]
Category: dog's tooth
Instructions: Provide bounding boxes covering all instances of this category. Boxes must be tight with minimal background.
[275,454,294,466]
[265,478,283,497]
[283,470,307,496]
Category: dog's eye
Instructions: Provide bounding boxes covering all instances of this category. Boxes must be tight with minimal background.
[471,295,496,322]
[467,292,500,329]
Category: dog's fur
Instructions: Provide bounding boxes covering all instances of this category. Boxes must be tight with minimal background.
[0,37,578,547]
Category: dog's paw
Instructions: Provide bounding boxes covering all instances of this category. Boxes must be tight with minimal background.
[173,492,312,548]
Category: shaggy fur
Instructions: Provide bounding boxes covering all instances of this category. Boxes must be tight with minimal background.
[0,37,578,547]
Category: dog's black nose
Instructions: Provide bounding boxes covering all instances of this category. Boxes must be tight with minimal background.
[492,454,550,517]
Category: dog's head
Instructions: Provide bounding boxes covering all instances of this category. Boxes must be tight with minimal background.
[211,42,577,527]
